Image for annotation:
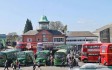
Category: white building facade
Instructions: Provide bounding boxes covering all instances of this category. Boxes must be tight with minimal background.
[66,31,98,51]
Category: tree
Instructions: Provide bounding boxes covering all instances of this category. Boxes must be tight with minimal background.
[23,19,33,33]
[49,21,67,33]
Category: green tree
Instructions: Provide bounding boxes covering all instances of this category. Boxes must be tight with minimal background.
[23,19,33,33]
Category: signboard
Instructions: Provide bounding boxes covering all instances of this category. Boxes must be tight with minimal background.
[88,49,100,52]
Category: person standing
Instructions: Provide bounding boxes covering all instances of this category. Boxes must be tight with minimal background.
[37,61,41,70]
[18,61,20,70]
[4,60,9,70]
[12,61,16,70]
[98,55,101,65]
[33,62,36,70]
[50,54,53,66]
[68,57,73,69]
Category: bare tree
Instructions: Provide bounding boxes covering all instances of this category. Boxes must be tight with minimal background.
[49,21,67,32]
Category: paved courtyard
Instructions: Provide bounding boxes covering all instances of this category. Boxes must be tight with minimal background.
[0,66,69,70]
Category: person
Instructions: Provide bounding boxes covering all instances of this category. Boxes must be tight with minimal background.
[18,61,20,70]
[16,59,20,70]
[68,57,73,69]
[12,61,16,70]
[4,60,9,70]
[50,54,53,66]
[98,55,101,65]
[66,53,70,65]
[74,57,79,66]
[33,62,36,70]
[37,61,41,70]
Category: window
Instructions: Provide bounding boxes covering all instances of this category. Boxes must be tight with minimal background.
[27,38,32,42]
[53,38,64,42]
[43,38,48,42]
[101,46,106,53]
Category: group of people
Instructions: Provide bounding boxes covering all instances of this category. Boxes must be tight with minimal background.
[4,59,20,70]
[66,51,79,69]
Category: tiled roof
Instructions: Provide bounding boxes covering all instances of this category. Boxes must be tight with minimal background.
[23,30,38,35]
[47,30,62,35]
[67,31,97,37]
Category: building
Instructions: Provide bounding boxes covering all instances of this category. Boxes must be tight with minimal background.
[100,27,112,43]
[22,15,65,47]
[93,23,112,43]
[66,31,98,51]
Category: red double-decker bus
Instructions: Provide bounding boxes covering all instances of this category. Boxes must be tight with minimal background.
[16,42,37,54]
[100,43,112,66]
[81,43,102,63]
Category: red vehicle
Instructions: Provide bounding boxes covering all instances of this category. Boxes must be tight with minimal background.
[81,43,102,63]
[100,43,112,66]
[16,42,37,54]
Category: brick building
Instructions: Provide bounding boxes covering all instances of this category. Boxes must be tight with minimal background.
[22,16,65,47]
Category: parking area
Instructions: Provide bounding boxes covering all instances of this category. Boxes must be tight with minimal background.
[0,61,110,70]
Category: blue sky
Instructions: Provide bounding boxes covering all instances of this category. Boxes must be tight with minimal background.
[0,0,112,35]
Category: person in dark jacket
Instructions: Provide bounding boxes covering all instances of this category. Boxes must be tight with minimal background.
[4,60,9,70]
[33,62,36,70]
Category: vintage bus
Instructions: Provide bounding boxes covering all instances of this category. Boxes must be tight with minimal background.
[54,49,67,66]
[0,49,19,66]
[81,43,102,63]
[35,50,50,66]
[100,43,112,66]
[16,51,35,66]
[16,42,37,54]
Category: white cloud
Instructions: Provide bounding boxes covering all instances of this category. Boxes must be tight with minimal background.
[76,18,96,24]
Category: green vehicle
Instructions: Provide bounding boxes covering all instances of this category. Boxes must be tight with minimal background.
[0,49,19,66]
[36,50,50,66]
[16,51,35,66]
[54,49,67,66]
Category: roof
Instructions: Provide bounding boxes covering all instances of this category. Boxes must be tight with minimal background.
[39,15,49,23]
[93,23,112,33]
[66,31,97,37]
[2,49,19,53]
[23,51,33,53]
[57,49,67,53]
[39,50,50,53]
[47,30,62,35]
[0,34,6,38]
[23,30,62,35]
[23,30,38,35]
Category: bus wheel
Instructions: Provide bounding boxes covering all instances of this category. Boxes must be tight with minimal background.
[83,59,88,63]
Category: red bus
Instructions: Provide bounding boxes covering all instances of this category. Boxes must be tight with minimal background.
[16,42,37,54]
[81,43,102,63]
[100,43,112,66]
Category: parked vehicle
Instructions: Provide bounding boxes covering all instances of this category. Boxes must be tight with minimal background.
[16,42,37,54]
[54,49,67,66]
[16,51,35,66]
[35,50,50,66]
[100,43,112,66]
[73,63,100,70]
[0,49,19,66]
[37,42,44,52]
[81,43,102,63]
